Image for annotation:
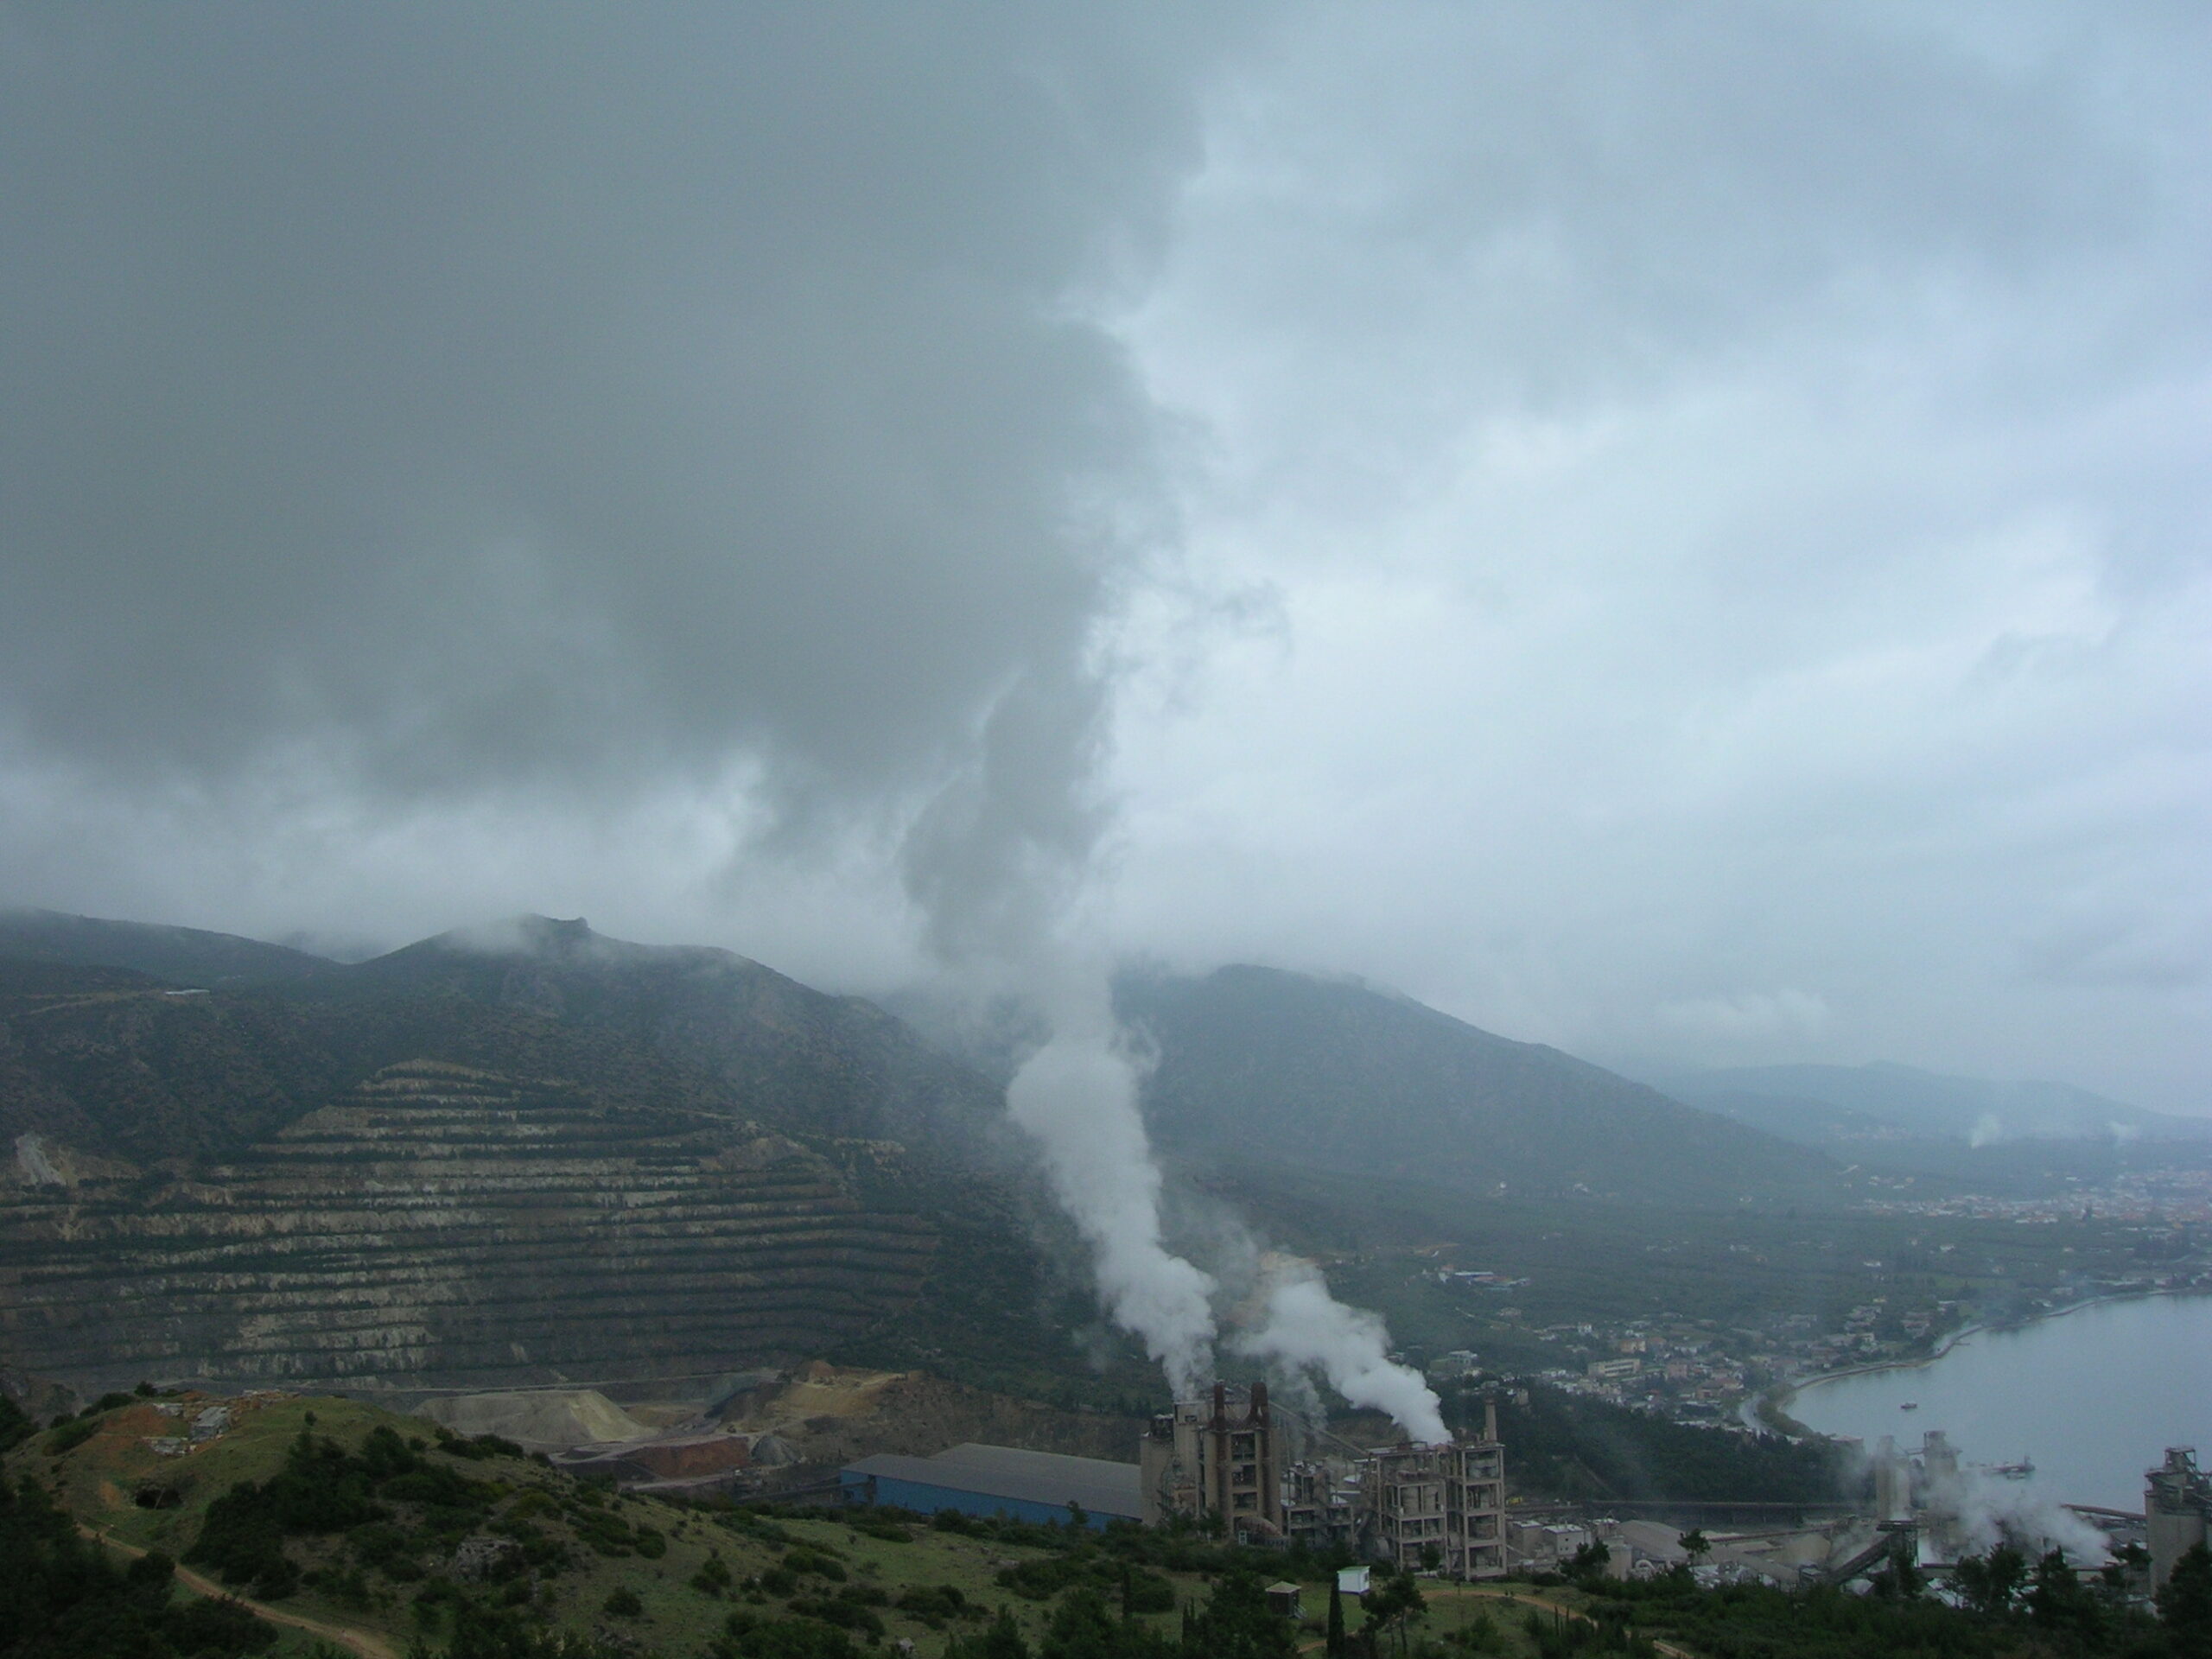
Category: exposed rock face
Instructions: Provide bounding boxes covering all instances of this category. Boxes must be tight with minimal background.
[417,1389,652,1449]
[715,1360,1146,1467]
[0,931,1105,1405]
[0,1060,936,1395]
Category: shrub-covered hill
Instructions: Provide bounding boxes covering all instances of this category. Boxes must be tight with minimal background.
[0,907,330,988]
[1118,965,1844,1210]
[4,1388,1352,1659]
[1465,1382,1852,1508]
[0,912,1006,1169]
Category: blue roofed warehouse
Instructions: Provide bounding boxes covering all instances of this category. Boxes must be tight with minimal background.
[840,1443,1144,1529]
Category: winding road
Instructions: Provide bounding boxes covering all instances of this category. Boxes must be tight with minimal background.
[79,1523,400,1659]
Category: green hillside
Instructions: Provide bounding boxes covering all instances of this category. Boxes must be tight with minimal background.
[0,908,331,987]
[296,916,1008,1161]
[1117,966,1843,1208]
[6,1387,1344,1659]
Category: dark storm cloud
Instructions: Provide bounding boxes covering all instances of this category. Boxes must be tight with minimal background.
[0,4,1218,855]
[3,3,2203,1113]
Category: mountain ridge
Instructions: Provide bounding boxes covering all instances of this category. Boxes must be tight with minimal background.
[3,907,1868,1401]
[1115,963,1844,1206]
[0,906,332,986]
[0,913,1088,1401]
[1661,1059,2210,1144]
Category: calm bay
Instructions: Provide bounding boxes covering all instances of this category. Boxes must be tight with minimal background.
[1785,1294,2212,1511]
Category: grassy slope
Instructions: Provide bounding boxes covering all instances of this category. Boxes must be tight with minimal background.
[16,1389,1354,1659]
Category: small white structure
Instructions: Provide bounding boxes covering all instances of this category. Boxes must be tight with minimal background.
[1336,1566,1370,1596]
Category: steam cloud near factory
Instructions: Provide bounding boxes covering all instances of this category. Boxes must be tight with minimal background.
[1001,979,1447,1438]
[1239,1262,1451,1446]
[911,694,1446,1433]
[1003,994,1218,1398]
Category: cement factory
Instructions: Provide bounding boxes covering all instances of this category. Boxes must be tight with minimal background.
[836,1378,2212,1597]
[843,1379,1510,1576]
[465,1364,2208,1595]
[2145,1446,2212,1589]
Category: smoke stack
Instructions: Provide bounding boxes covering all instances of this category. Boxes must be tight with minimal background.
[1252,1379,1269,1425]
[1483,1395,1497,1445]
[1211,1381,1227,1430]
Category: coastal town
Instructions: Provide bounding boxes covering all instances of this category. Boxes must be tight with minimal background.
[1384,1169,2212,1435]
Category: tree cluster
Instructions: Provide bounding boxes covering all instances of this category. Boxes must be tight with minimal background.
[1477,1383,1850,1505]
[0,1472,274,1658]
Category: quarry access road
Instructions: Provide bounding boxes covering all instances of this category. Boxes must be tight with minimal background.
[80,1523,401,1659]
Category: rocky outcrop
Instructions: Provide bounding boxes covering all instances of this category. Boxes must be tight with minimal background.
[416,1389,651,1448]
[0,1060,936,1395]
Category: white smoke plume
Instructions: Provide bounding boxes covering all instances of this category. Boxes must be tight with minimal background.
[1945,1471,2111,1564]
[1005,981,1218,1395]
[1238,1259,1450,1444]
[895,569,1423,1425]
[1916,1451,2111,1565]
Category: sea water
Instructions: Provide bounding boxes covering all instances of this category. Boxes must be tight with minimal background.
[1786,1294,2212,1511]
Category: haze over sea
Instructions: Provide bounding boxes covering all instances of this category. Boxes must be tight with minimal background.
[1788,1294,2212,1512]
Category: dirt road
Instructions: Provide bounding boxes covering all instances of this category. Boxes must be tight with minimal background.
[79,1523,401,1659]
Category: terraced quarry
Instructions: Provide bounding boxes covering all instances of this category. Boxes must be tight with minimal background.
[0,1061,937,1395]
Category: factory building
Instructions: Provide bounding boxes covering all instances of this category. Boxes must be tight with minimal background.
[1364,1432,1507,1578]
[1145,1380,1509,1577]
[1282,1457,1362,1552]
[842,1377,1507,1575]
[2147,1446,2212,1587]
[1141,1381,1284,1540]
[841,1442,1143,1529]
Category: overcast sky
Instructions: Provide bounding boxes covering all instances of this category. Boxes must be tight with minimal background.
[3,4,2205,1110]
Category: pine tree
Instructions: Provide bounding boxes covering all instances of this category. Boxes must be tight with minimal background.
[2160,1542,2212,1658]
[1326,1575,1347,1659]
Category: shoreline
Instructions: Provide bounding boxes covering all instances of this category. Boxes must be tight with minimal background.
[1755,1284,2209,1440]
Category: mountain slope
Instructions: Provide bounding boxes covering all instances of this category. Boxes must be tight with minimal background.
[0,918,1103,1402]
[0,960,350,1162]
[0,914,1009,1169]
[1664,1061,2210,1143]
[292,916,1008,1160]
[0,906,331,986]
[1675,1088,1921,1148]
[1,1059,938,1394]
[1116,965,1842,1206]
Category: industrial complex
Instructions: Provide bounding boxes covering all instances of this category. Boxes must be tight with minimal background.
[841,1378,1512,1577]
[2146,1446,2212,1589]
[471,1363,2205,1598]
[827,1383,2212,1601]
